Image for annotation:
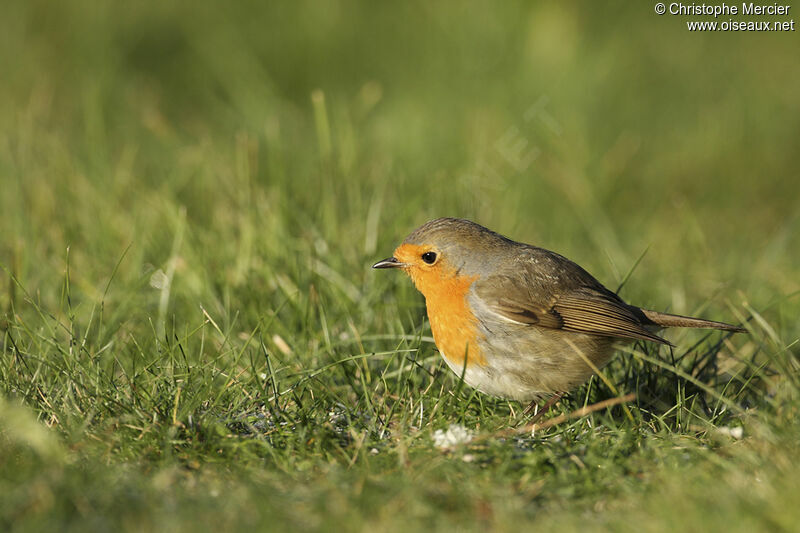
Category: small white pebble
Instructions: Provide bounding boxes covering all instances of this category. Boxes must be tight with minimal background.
[433,424,473,449]
[370,448,379,455]
[717,426,744,439]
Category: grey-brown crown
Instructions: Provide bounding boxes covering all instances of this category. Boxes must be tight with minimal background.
[403,218,514,248]
[402,218,521,275]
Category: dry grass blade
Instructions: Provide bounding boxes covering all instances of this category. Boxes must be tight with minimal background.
[491,393,637,439]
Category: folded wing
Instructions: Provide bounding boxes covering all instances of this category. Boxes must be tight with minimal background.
[476,248,671,346]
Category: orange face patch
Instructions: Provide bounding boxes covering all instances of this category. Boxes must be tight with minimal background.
[394,243,486,368]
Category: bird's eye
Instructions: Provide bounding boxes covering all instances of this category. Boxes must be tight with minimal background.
[421,251,437,264]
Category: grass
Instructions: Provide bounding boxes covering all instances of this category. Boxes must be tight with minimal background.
[1,1,799,531]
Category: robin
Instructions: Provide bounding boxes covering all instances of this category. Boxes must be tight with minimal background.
[373,217,745,412]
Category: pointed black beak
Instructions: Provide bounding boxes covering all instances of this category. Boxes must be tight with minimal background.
[372,257,406,269]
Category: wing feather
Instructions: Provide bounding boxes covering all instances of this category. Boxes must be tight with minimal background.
[475,248,672,346]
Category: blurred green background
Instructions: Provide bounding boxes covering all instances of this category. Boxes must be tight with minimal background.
[1,1,798,531]
[2,0,798,315]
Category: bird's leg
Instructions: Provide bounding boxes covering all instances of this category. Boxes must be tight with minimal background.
[523,400,538,417]
[524,392,564,424]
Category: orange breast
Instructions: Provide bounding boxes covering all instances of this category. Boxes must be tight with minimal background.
[393,242,486,369]
[423,273,486,368]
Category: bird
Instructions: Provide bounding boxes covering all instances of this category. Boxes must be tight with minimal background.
[373,217,745,413]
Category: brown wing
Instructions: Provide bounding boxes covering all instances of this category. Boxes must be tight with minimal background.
[553,287,671,345]
[475,247,672,346]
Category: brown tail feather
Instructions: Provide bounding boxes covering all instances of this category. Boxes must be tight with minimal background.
[639,308,746,333]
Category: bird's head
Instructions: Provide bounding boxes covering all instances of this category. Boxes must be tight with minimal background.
[372,218,514,297]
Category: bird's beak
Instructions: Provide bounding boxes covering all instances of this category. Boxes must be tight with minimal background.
[372,257,406,269]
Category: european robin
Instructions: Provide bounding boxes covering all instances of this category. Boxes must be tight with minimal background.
[373,218,745,409]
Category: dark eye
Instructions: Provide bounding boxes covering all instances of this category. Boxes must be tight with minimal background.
[421,251,437,264]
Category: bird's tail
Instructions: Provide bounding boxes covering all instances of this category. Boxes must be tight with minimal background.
[640,308,746,333]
